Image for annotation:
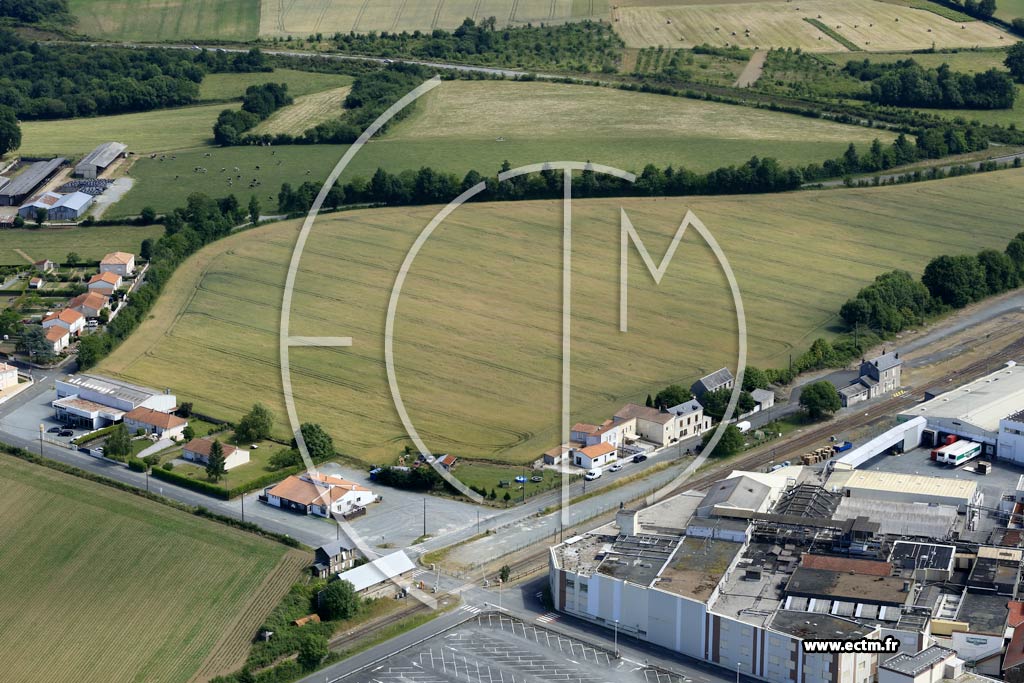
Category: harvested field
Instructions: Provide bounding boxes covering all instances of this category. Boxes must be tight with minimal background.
[253,86,352,135]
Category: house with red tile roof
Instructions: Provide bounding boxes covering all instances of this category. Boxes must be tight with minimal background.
[124,407,187,439]
[87,271,122,295]
[182,437,249,470]
[42,308,85,335]
[44,326,70,353]
[263,471,376,518]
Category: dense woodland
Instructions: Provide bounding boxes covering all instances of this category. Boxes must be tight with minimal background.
[844,59,1017,109]
[213,83,293,145]
[0,0,70,24]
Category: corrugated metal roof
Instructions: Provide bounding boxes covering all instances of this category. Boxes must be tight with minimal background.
[0,158,66,197]
[335,551,415,592]
[76,142,126,171]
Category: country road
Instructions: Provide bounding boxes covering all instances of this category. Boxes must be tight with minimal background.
[734,50,767,88]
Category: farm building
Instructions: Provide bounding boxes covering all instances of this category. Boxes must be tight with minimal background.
[100,251,135,277]
[68,291,110,318]
[87,271,122,295]
[311,540,357,579]
[329,551,415,598]
[53,374,175,429]
[262,471,376,517]
[18,191,92,222]
[28,277,43,289]
[123,407,187,439]
[899,361,1024,459]
[74,142,127,179]
[42,309,85,335]
[33,259,55,273]
[0,362,17,390]
[182,437,249,470]
[45,327,70,354]
[0,158,66,206]
[17,192,61,219]
[691,367,734,398]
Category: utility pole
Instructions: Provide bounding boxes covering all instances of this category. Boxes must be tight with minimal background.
[523,464,527,504]
[38,424,44,457]
[476,509,480,534]
[422,498,426,538]
[240,488,244,522]
[145,466,149,493]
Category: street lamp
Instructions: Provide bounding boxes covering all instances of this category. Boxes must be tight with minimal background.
[614,619,620,658]
[737,662,742,683]
[38,423,44,457]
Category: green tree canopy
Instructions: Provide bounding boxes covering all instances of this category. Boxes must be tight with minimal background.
[0,106,20,157]
[297,634,329,671]
[654,384,692,408]
[922,254,986,308]
[293,423,335,462]
[319,579,360,621]
[1008,42,1024,82]
[236,402,273,443]
[105,423,132,460]
[205,439,227,482]
[702,424,744,457]
[742,366,770,392]
[799,381,842,420]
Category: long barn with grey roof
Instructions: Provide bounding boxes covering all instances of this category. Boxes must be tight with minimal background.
[74,142,127,179]
[0,158,66,206]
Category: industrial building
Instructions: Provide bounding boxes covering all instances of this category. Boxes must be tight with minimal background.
[899,362,1024,460]
[74,142,126,179]
[0,158,66,206]
[826,469,981,512]
[53,374,175,429]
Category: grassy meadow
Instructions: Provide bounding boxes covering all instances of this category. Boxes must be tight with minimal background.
[69,0,260,41]
[0,455,304,683]
[253,86,353,135]
[613,0,1013,51]
[0,225,164,266]
[199,69,354,101]
[111,79,895,216]
[98,169,1024,465]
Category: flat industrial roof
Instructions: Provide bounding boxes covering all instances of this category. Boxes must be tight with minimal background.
[900,362,1024,432]
[59,374,163,404]
[785,567,909,605]
[771,610,876,641]
[881,645,955,676]
[828,469,977,502]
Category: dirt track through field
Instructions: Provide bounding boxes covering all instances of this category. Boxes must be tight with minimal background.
[734,49,767,87]
[14,249,33,263]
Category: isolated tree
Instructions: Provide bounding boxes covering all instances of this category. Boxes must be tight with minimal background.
[139,207,157,225]
[319,579,359,620]
[268,447,301,470]
[205,439,227,482]
[65,251,80,266]
[34,207,47,227]
[248,195,261,224]
[702,424,744,457]
[645,394,654,408]
[182,424,195,442]
[76,333,108,369]
[236,402,273,442]
[799,381,842,420]
[140,238,154,261]
[0,105,20,157]
[1007,42,1024,82]
[654,384,692,408]
[293,422,334,461]
[105,423,132,460]
[297,634,329,671]
[499,565,511,582]
[503,490,512,504]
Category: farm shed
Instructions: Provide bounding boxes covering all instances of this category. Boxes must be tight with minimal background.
[75,142,127,179]
[0,158,66,206]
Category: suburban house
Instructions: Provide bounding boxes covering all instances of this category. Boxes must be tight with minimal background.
[666,399,713,440]
[263,472,377,518]
[34,259,55,274]
[613,404,676,447]
[572,418,638,449]
[53,374,175,429]
[42,309,85,336]
[68,292,110,318]
[124,407,188,439]
[45,326,70,353]
[100,251,135,277]
[311,540,357,579]
[327,550,415,598]
[572,442,618,470]
[182,437,249,470]
[691,367,735,398]
[0,362,17,390]
[840,351,903,407]
[87,271,122,295]
[29,277,43,289]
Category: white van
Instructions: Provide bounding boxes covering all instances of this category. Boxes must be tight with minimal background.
[736,420,752,433]
[584,467,602,481]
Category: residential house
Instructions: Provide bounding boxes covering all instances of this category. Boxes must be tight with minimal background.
[124,407,187,439]
[613,403,677,447]
[87,271,122,295]
[100,251,135,277]
[53,374,175,429]
[311,540,357,579]
[45,326,70,354]
[42,309,85,336]
[182,437,249,470]
[840,351,903,408]
[436,454,457,471]
[28,277,43,289]
[327,551,415,598]
[691,367,735,398]
[263,471,377,518]
[34,259,55,274]
[666,399,712,440]
[572,442,617,470]
[68,292,110,318]
[0,362,17,390]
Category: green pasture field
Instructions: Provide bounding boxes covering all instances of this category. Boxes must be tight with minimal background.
[821,48,1009,73]
[258,0,611,38]
[0,225,163,266]
[69,0,260,41]
[996,0,1024,21]
[97,169,1024,464]
[18,103,231,156]
[199,70,354,101]
[613,0,1013,51]
[110,79,895,216]
[0,454,304,683]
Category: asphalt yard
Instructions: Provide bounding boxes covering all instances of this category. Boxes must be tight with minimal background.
[349,613,685,683]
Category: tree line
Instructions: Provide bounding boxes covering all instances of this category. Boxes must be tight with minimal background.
[213,82,293,145]
[0,0,70,24]
[843,59,1016,110]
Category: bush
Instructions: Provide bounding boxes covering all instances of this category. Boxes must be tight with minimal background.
[318,579,360,620]
[151,466,230,500]
[162,461,174,471]
[127,458,146,472]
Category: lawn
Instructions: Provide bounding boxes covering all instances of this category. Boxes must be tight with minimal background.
[0,225,163,267]
[199,70,354,101]
[110,79,895,216]
[0,454,305,683]
[164,437,295,491]
[97,169,1024,465]
[258,0,611,37]
[452,461,564,502]
[70,0,260,41]
[996,0,1024,21]
[17,103,231,156]
[613,0,1013,51]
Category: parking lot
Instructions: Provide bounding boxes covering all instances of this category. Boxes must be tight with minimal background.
[348,613,685,683]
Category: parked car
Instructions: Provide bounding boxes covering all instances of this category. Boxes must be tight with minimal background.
[47,426,61,433]
[530,475,543,483]
[514,475,528,483]
[58,430,73,437]
[584,468,602,481]
[632,454,648,463]
[609,463,623,472]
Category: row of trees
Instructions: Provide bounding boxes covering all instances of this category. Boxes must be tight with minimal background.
[843,59,1016,110]
[0,0,70,23]
[840,232,1024,335]
[213,83,293,145]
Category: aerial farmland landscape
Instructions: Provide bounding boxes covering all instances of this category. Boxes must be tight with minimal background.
[5,1,1024,683]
